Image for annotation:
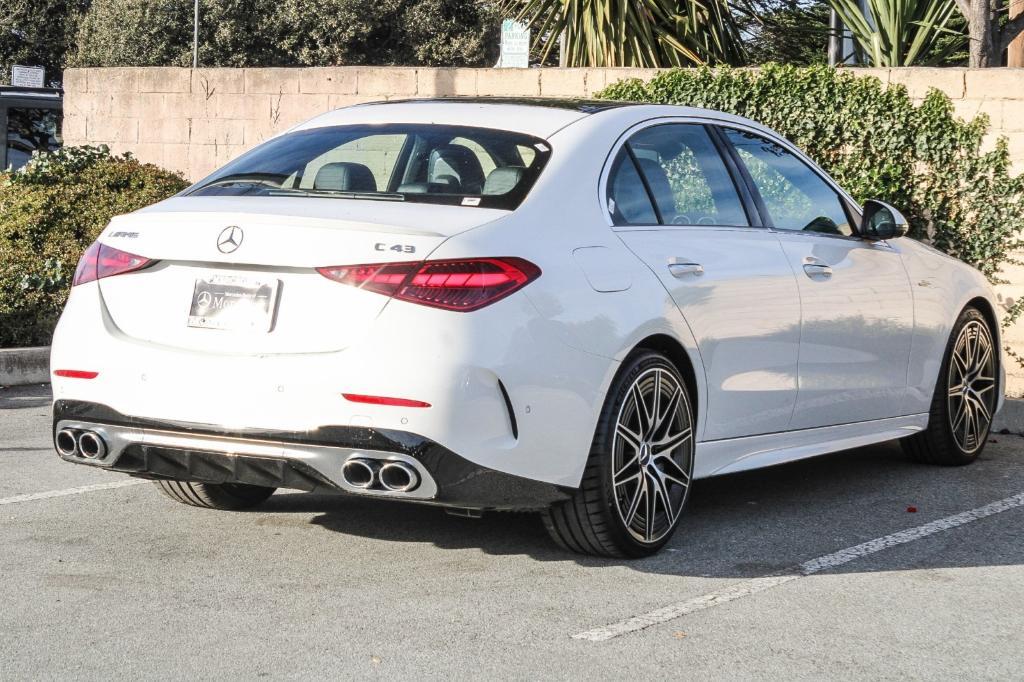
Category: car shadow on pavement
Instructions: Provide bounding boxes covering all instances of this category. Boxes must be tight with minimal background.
[258,437,1024,576]
[0,384,51,410]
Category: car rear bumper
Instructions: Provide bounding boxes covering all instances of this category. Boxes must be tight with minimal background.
[53,400,570,511]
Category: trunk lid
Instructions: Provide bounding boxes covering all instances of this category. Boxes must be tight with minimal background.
[96,197,505,354]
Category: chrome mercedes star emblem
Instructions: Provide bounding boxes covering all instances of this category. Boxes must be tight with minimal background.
[217,226,244,254]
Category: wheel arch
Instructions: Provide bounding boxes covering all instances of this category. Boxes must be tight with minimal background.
[631,333,700,423]
[965,296,1000,346]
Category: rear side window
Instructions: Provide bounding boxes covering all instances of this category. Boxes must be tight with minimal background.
[606,123,749,227]
[629,125,749,227]
[189,124,551,210]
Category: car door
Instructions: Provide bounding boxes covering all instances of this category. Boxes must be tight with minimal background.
[719,126,915,430]
[607,121,802,441]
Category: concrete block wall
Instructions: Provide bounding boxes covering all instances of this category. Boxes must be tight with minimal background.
[60,66,652,180]
[61,66,1024,181]
[60,65,1024,393]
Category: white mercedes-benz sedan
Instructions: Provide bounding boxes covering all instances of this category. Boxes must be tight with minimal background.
[51,99,1004,557]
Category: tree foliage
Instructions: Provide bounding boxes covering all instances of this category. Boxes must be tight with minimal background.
[733,0,831,66]
[825,0,963,65]
[507,0,746,67]
[0,146,188,347]
[956,0,1024,66]
[69,0,500,68]
[601,65,1024,351]
[0,0,87,85]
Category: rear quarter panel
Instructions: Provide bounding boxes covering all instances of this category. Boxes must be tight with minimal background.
[436,112,710,473]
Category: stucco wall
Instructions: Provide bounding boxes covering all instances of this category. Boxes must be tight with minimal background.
[59,66,1024,393]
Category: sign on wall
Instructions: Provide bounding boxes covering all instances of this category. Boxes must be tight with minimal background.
[11,65,45,88]
[498,20,530,68]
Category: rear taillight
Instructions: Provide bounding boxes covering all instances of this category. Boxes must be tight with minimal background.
[72,242,152,287]
[317,258,541,312]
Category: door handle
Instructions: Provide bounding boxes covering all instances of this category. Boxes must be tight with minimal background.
[802,263,833,278]
[667,260,704,278]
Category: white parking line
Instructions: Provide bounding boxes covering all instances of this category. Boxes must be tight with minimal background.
[0,479,147,506]
[573,491,1024,642]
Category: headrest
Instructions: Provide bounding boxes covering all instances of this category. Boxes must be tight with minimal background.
[428,145,485,193]
[483,166,525,196]
[313,162,377,192]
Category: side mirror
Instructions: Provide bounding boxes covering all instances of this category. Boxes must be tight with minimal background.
[861,200,909,241]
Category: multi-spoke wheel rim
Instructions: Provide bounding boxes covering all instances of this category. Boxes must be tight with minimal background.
[611,367,693,544]
[948,320,997,454]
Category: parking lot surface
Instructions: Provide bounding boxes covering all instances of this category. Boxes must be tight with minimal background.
[3,383,1023,680]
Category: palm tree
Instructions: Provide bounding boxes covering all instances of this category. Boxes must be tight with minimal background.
[509,0,747,67]
[826,0,964,66]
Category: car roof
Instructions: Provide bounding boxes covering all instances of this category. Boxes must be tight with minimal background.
[291,97,776,140]
[377,97,638,113]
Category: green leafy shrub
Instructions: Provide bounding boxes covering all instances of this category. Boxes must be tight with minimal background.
[0,146,187,347]
[69,0,499,68]
[599,64,1024,342]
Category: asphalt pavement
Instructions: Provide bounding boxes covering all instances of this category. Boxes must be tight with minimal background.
[2,383,1023,680]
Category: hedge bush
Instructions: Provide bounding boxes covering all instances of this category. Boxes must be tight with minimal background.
[0,146,188,347]
[599,64,1024,340]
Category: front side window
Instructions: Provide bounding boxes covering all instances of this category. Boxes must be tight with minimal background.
[723,128,853,236]
[189,124,551,210]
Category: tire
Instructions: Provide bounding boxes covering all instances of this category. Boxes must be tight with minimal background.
[154,480,276,510]
[543,351,695,557]
[902,307,998,466]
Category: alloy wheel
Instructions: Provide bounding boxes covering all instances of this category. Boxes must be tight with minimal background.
[947,320,997,454]
[611,367,694,544]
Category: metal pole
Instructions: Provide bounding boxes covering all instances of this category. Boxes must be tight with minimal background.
[828,10,842,66]
[192,0,199,69]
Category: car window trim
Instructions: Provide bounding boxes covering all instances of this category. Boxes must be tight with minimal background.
[705,124,764,228]
[624,143,665,225]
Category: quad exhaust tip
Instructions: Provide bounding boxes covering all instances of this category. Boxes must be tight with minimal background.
[341,458,421,493]
[55,429,107,460]
[55,429,79,457]
[77,431,107,460]
[379,461,420,492]
[341,458,380,489]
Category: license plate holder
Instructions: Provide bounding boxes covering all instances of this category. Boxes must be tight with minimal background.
[188,275,280,332]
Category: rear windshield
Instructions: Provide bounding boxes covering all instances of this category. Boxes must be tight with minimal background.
[188,124,552,210]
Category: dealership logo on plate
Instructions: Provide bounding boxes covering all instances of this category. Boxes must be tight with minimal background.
[217,226,244,254]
